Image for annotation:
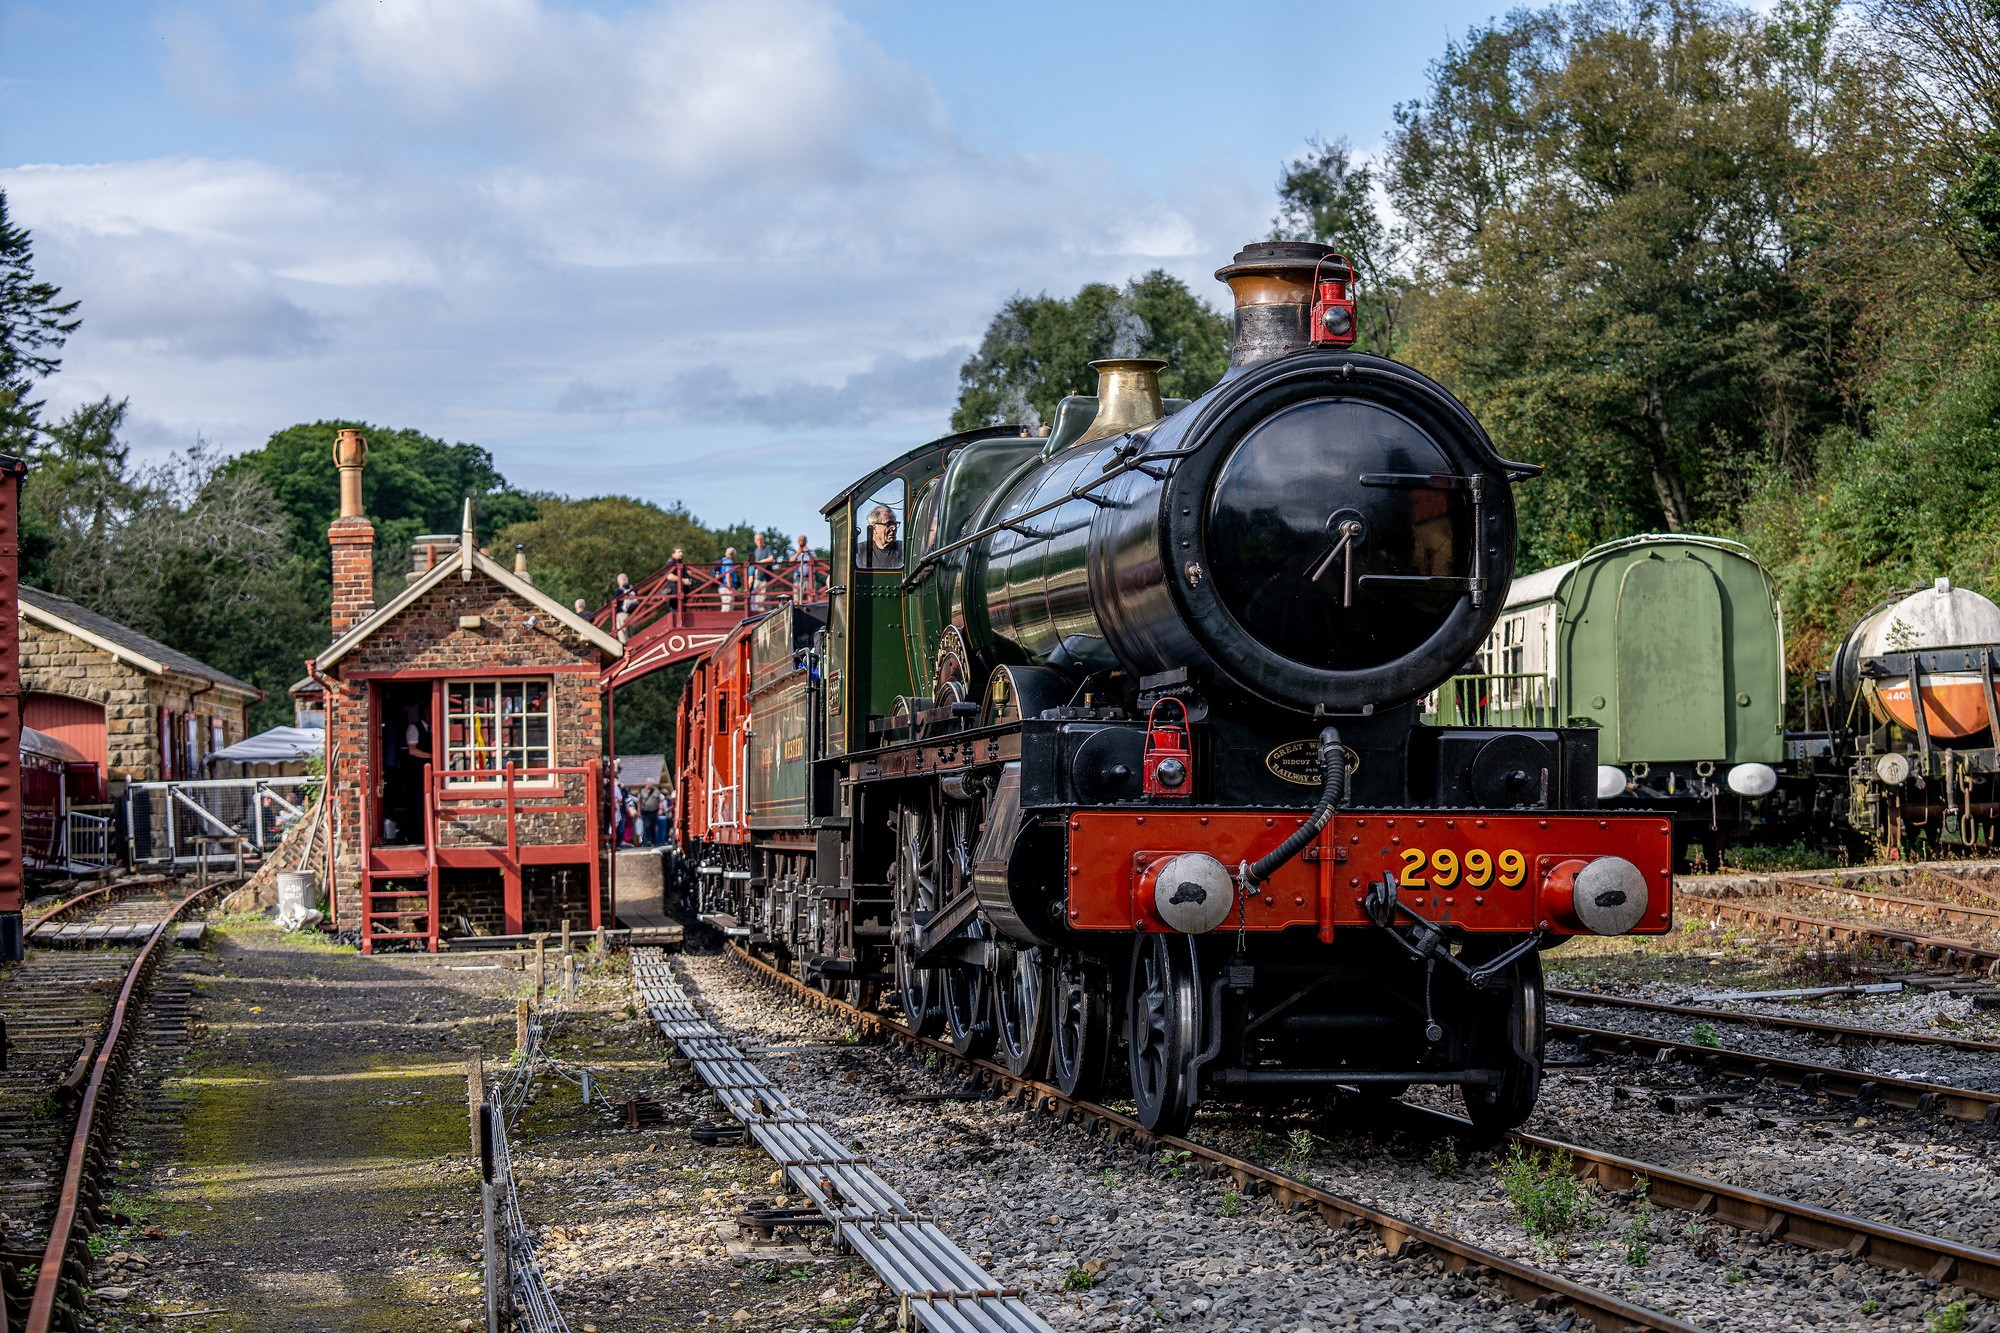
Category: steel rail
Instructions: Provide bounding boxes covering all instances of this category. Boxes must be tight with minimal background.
[720,945,1699,1333]
[1547,987,2000,1057]
[1685,894,2000,972]
[20,876,167,937]
[24,881,217,1333]
[1551,1021,2000,1124]
[1792,881,2000,932]
[635,951,1051,1333]
[1394,1104,2000,1299]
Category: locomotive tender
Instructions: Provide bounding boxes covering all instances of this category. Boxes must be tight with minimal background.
[675,241,1673,1133]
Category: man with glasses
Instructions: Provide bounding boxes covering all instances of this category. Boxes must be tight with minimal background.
[857,506,902,569]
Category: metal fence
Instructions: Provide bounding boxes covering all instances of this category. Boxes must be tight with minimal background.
[65,811,114,869]
[1426,672,1558,729]
[124,777,320,866]
[475,1003,572,1333]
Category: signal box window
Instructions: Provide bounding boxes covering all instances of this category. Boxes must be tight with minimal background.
[855,479,905,571]
[445,678,553,784]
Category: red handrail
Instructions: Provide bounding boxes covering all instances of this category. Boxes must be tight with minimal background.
[592,558,831,637]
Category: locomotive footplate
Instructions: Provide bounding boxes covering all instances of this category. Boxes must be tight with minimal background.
[1063,809,1674,942]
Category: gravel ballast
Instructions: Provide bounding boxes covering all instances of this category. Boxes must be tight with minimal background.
[675,951,1996,1333]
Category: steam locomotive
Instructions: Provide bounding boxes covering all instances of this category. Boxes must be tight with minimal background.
[675,241,1672,1134]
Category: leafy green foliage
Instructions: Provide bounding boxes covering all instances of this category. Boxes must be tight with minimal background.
[1740,335,2000,678]
[224,419,536,595]
[1387,0,1838,556]
[23,404,322,731]
[1623,1178,1654,1265]
[951,271,1229,431]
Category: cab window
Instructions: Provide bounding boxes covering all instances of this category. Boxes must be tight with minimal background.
[854,479,905,571]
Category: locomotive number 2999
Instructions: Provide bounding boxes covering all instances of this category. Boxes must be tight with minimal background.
[1398,846,1528,889]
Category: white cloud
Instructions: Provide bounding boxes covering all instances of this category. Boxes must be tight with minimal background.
[7,0,1270,534]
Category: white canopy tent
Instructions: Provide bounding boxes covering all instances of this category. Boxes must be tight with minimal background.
[204,725,325,774]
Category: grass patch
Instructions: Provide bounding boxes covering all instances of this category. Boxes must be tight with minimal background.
[1063,1267,1095,1292]
[1931,1301,1969,1333]
[1717,840,1845,873]
[1499,1145,1597,1258]
[1623,1179,1654,1266]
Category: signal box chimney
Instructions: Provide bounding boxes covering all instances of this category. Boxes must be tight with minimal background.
[330,428,375,636]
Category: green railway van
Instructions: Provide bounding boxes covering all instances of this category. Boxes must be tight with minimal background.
[1433,534,1786,855]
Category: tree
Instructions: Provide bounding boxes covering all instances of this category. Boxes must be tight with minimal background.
[1386,0,1837,557]
[497,497,791,761]
[1271,136,1407,351]
[951,271,1230,431]
[22,405,323,731]
[497,495,728,613]
[0,190,81,454]
[224,420,540,596]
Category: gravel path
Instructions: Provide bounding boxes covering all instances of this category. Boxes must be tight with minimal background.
[1553,979,2000,1047]
[1503,1039,2000,1253]
[89,914,527,1332]
[502,962,884,1331]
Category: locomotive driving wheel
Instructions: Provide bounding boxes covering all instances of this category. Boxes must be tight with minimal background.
[1128,934,1201,1135]
[891,803,945,1037]
[937,789,996,1057]
[993,946,1051,1078]
[942,958,997,1058]
[1461,950,1545,1134]
[1048,951,1111,1099]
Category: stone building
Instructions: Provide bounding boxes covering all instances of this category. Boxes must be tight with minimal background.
[313,430,622,951]
[19,585,261,787]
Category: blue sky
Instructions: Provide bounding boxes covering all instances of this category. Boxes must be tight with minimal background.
[1,0,1511,537]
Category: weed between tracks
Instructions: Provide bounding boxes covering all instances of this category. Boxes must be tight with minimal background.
[1497,1144,1597,1259]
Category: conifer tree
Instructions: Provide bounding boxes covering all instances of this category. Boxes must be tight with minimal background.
[0,190,81,454]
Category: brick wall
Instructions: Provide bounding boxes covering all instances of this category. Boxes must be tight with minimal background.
[325,564,608,926]
[330,516,375,638]
[440,868,507,936]
[521,864,594,935]
[21,619,254,783]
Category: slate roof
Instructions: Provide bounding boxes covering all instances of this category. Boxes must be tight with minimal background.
[20,586,262,697]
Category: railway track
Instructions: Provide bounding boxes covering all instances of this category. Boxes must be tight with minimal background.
[712,945,1705,1333]
[0,879,214,1333]
[713,943,2000,1325]
[1685,893,2000,972]
[1548,1019,2000,1124]
[1547,986,2000,1057]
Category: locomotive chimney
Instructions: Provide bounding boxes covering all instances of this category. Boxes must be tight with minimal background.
[329,429,375,637]
[1074,358,1167,446]
[1215,241,1349,370]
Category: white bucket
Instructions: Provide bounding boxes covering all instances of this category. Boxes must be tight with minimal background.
[276,871,318,917]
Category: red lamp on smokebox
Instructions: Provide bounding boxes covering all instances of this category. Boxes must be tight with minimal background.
[1142,697,1194,799]
[1310,254,1357,347]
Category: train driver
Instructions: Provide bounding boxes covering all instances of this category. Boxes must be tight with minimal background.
[858,505,903,569]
